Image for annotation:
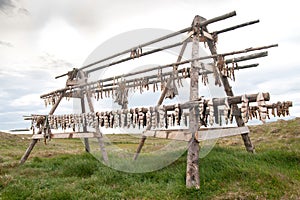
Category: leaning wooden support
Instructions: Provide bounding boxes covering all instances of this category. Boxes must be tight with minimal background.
[20,130,40,164]
[133,40,189,160]
[133,135,147,160]
[20,93,65,164]
[203,23,255,153]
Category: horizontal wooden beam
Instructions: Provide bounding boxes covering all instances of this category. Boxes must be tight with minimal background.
[225,51,268,64]
[60,63,259,97]
[81,11,236,72]
[214,92,270,105]
[31,132,101,139]
[144,126,249,142]
[234,63,259,69]
[41,44,275,99]
[164,92,270,111]
[30,126,249,142]
[213,19,260,35]
[202,11,236,26]
[86,41,186,74]
[222,44,277,57]
[198,126,249,141]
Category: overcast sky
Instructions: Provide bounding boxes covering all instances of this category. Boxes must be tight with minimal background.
[0,0,299,130]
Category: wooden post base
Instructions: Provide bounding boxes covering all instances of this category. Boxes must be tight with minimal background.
[84,138,90,152]
[20,139,38,164]
[133,135,147,160]
[186,137,200,189]
[241,133,255,153]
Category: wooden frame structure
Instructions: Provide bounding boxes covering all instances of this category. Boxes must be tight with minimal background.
[20,11,292,189]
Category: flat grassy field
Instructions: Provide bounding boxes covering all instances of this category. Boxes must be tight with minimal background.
[0,118,299,199]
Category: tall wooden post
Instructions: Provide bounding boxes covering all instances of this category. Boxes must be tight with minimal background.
[78,70,109,163]
[80,96,90,152]
[203,25,255,153]
[186,16,201,189]
[133,41,189,160]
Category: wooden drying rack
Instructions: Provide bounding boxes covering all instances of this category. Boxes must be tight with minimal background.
[20,11,292,189]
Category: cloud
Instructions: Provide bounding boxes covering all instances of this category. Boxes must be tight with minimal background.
[27,0,103,32]
[17,7,29,16]
[0,0,15,13]
[0,0,29,16]
[38,53,73,69]
[0,64,73,130]
[9,93,42,107]
[0,40,13,47]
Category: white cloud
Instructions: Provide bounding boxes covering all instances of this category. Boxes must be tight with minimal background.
[36,18,90,63]
[9,93,43,107]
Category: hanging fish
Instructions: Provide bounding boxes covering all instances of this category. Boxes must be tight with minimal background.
[241,95,249,123]
[257,93,267,123]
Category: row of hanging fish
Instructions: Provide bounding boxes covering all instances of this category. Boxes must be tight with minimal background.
[43,92,61,107]
[41,59,241,109]
[248,101,291,122]
[32,98,234,132]
[240,93,291,124]
[41,68,190,108]
[216,55,238,81]
[34,96,292,132]
[40,106,183,131]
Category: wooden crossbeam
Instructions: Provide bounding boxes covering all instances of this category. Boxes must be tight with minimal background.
[143,126,249,142]
[31,132,100,139]
[83,11,236,73]
[213,20,260,35]
[40,44,276,99]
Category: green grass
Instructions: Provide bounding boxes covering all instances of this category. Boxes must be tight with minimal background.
[0,118,299,199]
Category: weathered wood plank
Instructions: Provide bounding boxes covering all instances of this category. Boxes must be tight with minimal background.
[144,126,249,142]
[31,132,99,139]
[186,16,201,189]
[202,31,213,40]
[199,126,249,141]
[225,51,268,64]
[213,20,260,35]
